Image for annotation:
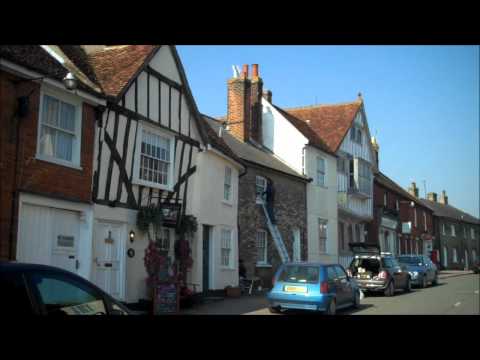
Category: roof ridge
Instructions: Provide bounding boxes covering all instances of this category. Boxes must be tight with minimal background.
[284,99,362,111]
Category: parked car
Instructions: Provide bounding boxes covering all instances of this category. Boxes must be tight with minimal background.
[397,255,438,288]
[267,262,361,315]
[472,261,480,274]
[347,243,411,296]
[0,262,132,315]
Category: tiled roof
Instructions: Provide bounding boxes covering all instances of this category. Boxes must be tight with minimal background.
[86,45,158,99]
[201,115,244,166]
[375,172,427,207]
[203,116,309,181]
[284,100,362,153]
[0,45,96,93]
[272,105,335,156]
[418,199,480,225]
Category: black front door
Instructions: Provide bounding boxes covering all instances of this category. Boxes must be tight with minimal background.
[202,225,211,294]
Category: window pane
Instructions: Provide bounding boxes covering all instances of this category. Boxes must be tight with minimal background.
[40,126,56,157]
[140,129,171,185]
[56,131,74,161]
[42,95,59,127]
[31,273,106,315]
[279,265,319,284]
[60,102,76,132]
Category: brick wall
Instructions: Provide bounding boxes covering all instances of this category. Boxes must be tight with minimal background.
[0,70,96,260]
[238,165,308,288]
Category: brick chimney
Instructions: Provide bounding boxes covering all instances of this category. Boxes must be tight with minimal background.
[408,182,419,198]
[227,64,263,143]
[427,192,437,202]
[439,190,448,205]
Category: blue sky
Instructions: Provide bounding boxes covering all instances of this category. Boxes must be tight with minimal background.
[177,46,479,217]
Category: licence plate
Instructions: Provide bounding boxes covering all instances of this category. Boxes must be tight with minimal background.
[284,285,307,293]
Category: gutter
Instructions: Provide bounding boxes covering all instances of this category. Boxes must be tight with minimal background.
[0,59,106,106]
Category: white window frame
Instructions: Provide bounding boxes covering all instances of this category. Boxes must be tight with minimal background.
[36,85,83,169]
[451,224,456,237]
[255,176,267,204]
[318,219,328,254]
[423,211,427,231]
[396,199,400,211]
[383,192,388,207]
[452,248,457,263]
[132,122,175,191]
[223,166,233,203]
[256,230,268,266]
[442,223,446,235]
[316,157,326,187]
[471,228,475,239]
[220,228,233,269]
[157,228,172,257]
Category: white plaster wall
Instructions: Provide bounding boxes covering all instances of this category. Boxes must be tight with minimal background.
[261,98,307,174]
[304,147,338,263]
[190,149,240,291]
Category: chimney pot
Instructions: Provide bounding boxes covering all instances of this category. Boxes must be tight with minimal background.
[242,64,249,78]
[252,64,259,79]
[427,192,437,202]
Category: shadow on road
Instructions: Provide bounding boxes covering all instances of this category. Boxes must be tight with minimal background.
[280,303,375,316]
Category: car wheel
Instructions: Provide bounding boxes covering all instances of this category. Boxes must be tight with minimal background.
[405,277,411,292]
[269,306,281,314]
[421,276,427,288]
[353,291,361,308]
[385,281,395,297]
[325,299,336,315]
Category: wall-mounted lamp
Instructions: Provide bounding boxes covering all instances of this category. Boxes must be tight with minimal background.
[129,230,135,243]
[63,72,78,91]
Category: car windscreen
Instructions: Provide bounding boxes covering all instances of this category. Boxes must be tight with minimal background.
[278,265,320,284]
[398,256,423,264]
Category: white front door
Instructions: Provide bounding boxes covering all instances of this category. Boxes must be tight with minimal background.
[293,228,301,262]
[18,204,80,274]
[93,221,126,300]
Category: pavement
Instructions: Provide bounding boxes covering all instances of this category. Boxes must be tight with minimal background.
[438,270,474,279]
[181,273,480,315]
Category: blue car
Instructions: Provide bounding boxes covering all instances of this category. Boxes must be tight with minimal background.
[397,255,438,288]
[267,262,361,315]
